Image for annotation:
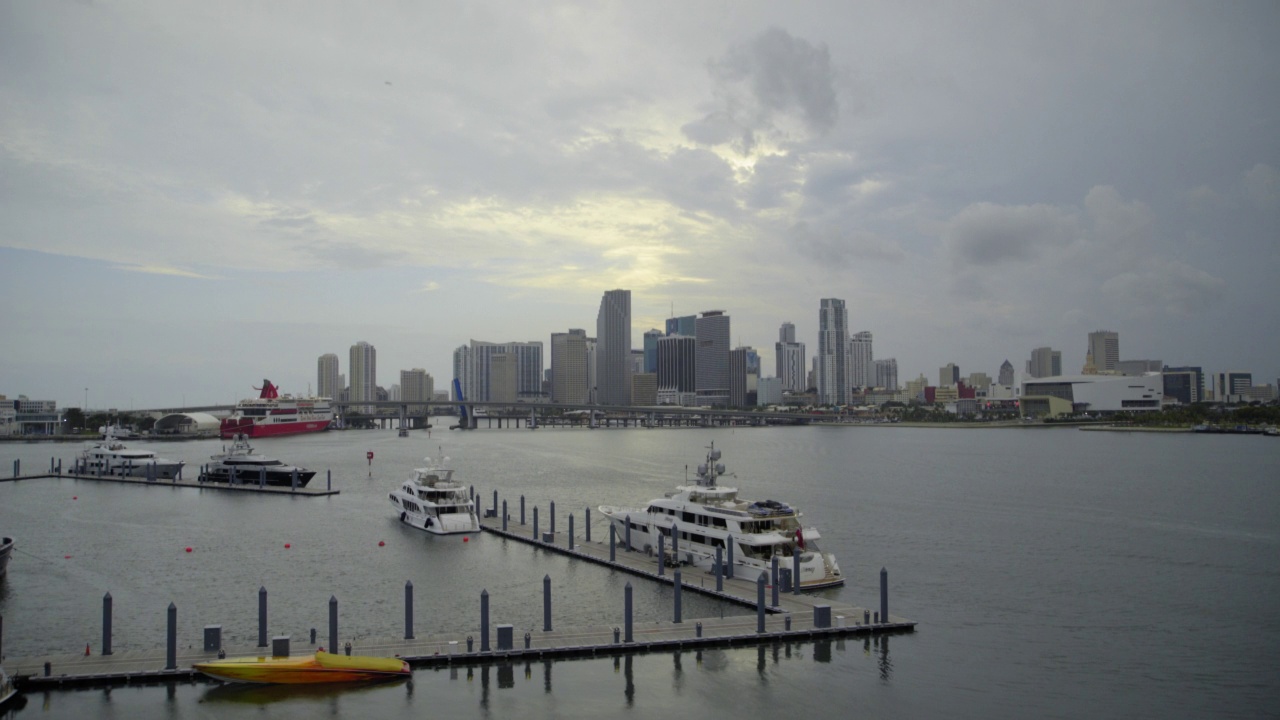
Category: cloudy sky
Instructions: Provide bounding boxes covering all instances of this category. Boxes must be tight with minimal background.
[2,1,1277,409]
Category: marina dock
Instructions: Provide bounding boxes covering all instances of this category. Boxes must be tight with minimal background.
[2,471,340,497]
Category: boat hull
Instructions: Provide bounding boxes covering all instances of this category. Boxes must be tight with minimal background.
[220,418,331,440]
[394,506,480,535]
[195,651,409,684]
[0,537,12,578]
[199,468,316,487]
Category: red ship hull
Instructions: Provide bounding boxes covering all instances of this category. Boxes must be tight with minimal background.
[220,418,332,439]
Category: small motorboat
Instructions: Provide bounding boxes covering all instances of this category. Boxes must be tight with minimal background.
[194,650,410,684]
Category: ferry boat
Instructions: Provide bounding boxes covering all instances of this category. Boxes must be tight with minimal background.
[388,451,480,535]
[74,431,185,479]
[599,443,844,590]
[0,536,12,578]
[198,434,316,487]
[220,380,333,439]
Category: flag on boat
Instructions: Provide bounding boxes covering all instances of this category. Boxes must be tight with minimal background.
[795,526,805,550]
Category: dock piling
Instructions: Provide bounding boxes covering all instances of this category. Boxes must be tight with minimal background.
[727,535,734,578]
[880,567,889,623]
[657,533,665,577]
[480,589,490,652]
[533,507,539,540]
[328,596,338,654]
[715,547,723,591]
[585,507,591,543]
[405,581,415,640]
[793,549,801,595]
[624,583,633,643]
[609,523,616,562]
[771,556,780,607]
[165,603,177,670]
[543,575,552,632]
[502,500,508,531]
[672,522,679,559]
[102,592,113,655]
[568,514,574,550]
[674,570,682,623]
[258,586,268,647]
[625,515,631,552]
[520,495,525,525]
[550,501,556,535]
[757,573,766,633]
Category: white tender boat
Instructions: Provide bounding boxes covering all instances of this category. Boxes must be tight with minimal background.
[388,451,479,535]
[74,430,185,479]
[198,434,315,487]
[599,443,843,590]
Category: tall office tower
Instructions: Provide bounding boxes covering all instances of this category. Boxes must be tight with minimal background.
[1215,371,1252,402]
[998,360,1015,387]
[849,331,874,389]
[1026,347,1063,379]
[642,329,662,373]
[317,353,340,399]
[1162,366,1204,404]
[399,369,433,405]
[349,341,377,413]
[695,310,731,406]
[1088,330,1120,373]
[966,373,992,393]
[452,345,471,400]
[939,363,960,387]
[729,347,751,407]
[817,298,849,405]
[550,329,589,404]
[665,314,696,337]
[875,358,899,391]
[630,349,646,376]
[489,354,518,403]
[463,340,545,402]
[776,340,807,393]
[657,335,697,405]
[596,289,632,405]
[779,321,796,344]
[585,337,597,404]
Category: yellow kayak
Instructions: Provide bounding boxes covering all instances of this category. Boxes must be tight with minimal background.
[194,651,410,684]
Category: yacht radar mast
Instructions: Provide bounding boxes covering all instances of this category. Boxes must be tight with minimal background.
[695,443,726,487]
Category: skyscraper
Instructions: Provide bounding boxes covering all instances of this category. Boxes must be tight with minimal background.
[642,329,663,374]
[695,310,730,406]
[1088,330,1120,373]
[939,363,960,387]
[775,321,806,393]
[729,346,755,407]
[1027,347,1062,378]
[550,329,588,404]
[596,289,632,405]
[998,360,1015,387]
[399,369,433,405]
[849,331,874,389]
[665,314,696,338]
[817,298,848,405]
[317,353,340,400]
[460,340,544,402]
[657,335,696,405]
[779,322,796,344]
[349,341,377,413]
[874,358,899,391]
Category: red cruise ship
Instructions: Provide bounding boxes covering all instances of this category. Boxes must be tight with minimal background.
[220,380,334,439]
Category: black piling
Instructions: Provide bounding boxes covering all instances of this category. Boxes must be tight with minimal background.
[771,556,780,607]
[568,514,574,550]
[880,567,889,623]
[658,533,666,577]
[533,507,539,540]
[404,581,415,640]
[258,586,268,647]
[727,534,735,578]
[756,573,767,633]
[624,582,633,643]
[673,570,682,623]
[609,523,616,561]
[543,575,552,632]
[585,507,591,543]
[480,589,490,652]
[793,548,801,595]
[102,593,113,655]
[165,603,177,670]
[520,495,526,525]
[328,596,338,652]
[550,501,556,535]
[715,547,724,592]
[502,499,508,531]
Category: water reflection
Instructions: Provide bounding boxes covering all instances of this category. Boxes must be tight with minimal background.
[198,678,407,706]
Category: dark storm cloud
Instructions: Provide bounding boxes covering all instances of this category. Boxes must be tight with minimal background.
[945,202,1078,265]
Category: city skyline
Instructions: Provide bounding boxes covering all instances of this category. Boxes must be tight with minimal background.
[3,3,1278,408]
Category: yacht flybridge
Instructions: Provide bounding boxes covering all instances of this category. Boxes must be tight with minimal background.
[599,443,843,590]
[388,450,480,535]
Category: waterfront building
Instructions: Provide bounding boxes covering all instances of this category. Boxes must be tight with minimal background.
[452,345,470,400]
[1088,330,1120,373]
[490,354,518,403]
[631,373,658,406]
[817,298,849,405]
[1162,365,1204,405]
[998,360,1015,387]
[1117,359,1162,376]
[665,314,696,338]
[1026,347,1062,378]
[586,337,597,404]
[904,374,928,402]
[642,329,662,374]
[550,329,589,404]
[695,310,730,406]
[1214,371,1253,403]
[939,363,960,388]
[596,289,632,405]
[399,369,434,408]
[756,377,783,406]
[966,372,992,394]
[875,358,899,391]
[0,394,63,435]
[317,353,340,400]
[1022,373,1162,414]
[849,331,874,389]
[458,340,544,403]
[657,335,696,405]
[776,328,807,393]
[349,341,377,413]
[729,346,758,408]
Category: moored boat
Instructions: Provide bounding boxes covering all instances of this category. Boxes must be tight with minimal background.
[0,664,17,709]
[220,380,333,439]
[388,450,480,534]
[0,536,12,578]
[194,650,410,684]
[599,443,844,590]
[73,430,185,479]
[198,434,315,487]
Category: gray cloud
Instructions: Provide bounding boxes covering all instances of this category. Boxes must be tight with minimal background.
[1101,262,1226,317]
[945,202,1079,265]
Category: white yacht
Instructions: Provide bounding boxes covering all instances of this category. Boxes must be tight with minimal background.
[388,451,480,535]
[599,443,844,590]
[0,536,12,578]
[198,434,315,487]
[74,431,185,479]
[0,664,16,710]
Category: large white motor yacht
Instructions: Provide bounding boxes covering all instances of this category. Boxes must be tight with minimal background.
[388,451,480,535]
[599,443,843,590]
[74,430,185,479]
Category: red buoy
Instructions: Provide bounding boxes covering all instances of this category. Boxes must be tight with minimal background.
[64,555,71,559]
[185,547,193,553]
[73,496,78,500]
[378,541,385,547]
[284,543,291,549]
[85,643,90,656]
[463,537,469,543]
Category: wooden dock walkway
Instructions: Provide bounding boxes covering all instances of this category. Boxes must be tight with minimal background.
[1,471,340,497]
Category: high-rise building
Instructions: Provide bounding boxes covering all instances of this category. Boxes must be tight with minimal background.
[939,363,960,387]
[349,341,377,413]
[642,329,662,374]
[1117,359,1162,376]
[458,340,544,402]
[1162,365,1204,405]
[756,377,783,406]
[399,369,433,406]
[630,349,646,376]
[775,321,806,393]
[317,353,340,400]
[695,311,731,406]
[849,331,874,389]
[779,321,796,344]
[666,315,696,338]
[585,337,597,404]
[1027,347,1062,379]
[550,329,588,404]
[874,358,899,391]
[631,373,657,406]
[817,298,849,405]
[489,354,518,403]
[1215,371,1252,402]
[596,289,632,405]
[998,360,1015,387]
[1088,330,1120,373]
[452,345,470,400]
[657,335,696,405]
[729,346,758,407]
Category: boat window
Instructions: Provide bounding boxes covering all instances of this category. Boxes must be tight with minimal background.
[690,533,706,545]
[682,511,696,523]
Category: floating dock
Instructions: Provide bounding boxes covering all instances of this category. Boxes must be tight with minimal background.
[1,471,340,497]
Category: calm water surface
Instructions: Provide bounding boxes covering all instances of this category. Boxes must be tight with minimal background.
[1,424,1276,718]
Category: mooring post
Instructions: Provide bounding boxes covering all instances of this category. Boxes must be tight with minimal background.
[624,582,634,643]
[609,523,616,561]
[726,534,735,579]
[673,570,682,623]
[165,602,177,670]
[568,513,574,550]
[502,499,508,531]
[291,468,298,491]
[772,556,780,607]
[492,489,498,518]
[520,495,525,525]
[327,469,331,491]
[533,506,539,540]
[585,507,591,543]
[880,567,889,623]
[258,586,268,647]
[757,573,767,633]
[405,581,415,640]
[328,596,338,653]
[259,466,266,489]
[543,575,552,632]
[480,589,490,652]
[793,548,802,595]
[715,546,724,592]
[625,515,632,551]
[672,522,679,559]
[550,500,556,535]
[102,592,113,655]
[657,533,666,577]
